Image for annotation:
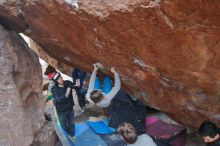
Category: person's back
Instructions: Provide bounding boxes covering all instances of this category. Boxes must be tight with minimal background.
[44,65,57,101]
[44,65,56,121]
[127,134,156,146]
[47,80,55,101]
[72,68,86,88]
[71,68,87,111]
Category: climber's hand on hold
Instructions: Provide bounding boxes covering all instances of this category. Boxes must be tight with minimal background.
[93,63,99,72]
[93,62,103,72]
[110,67,117,74]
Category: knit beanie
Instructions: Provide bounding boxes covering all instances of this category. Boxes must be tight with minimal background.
[52,72,61,82]
[48,72,56,79]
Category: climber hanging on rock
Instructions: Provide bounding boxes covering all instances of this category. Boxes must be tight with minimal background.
[51,72,80,141]
[86,63,121,108]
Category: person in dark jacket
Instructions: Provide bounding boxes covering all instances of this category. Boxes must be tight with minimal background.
[51,72,80,140]
[72,68,87,111]
[199,121,220,146]
[72,68,86,90]
[43,65,57,122]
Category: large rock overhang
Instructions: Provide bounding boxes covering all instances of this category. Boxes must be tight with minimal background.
[1,0,220,128]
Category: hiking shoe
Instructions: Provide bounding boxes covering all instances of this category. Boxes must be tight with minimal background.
[69,135,77,142]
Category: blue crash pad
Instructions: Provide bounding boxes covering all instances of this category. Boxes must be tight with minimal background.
[87,119,116,134]
[72,123,107,146]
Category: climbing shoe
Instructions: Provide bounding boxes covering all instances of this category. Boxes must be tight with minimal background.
[69,135,77,142]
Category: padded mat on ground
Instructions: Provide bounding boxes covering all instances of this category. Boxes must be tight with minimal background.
[87,119,116,134]
[71,123,108,146]
[99,133,126,146]
[146,116,187,146]
[109,100,147,135]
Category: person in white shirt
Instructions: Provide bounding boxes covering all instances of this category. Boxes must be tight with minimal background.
[117,122,157,146]
[86,63,121,108]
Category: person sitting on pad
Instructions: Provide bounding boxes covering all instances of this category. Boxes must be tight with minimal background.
[117,122,157,146]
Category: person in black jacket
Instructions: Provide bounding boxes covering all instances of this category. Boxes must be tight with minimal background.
[51,72,80,140]
[72,68,87,111]
[199,121,220,146]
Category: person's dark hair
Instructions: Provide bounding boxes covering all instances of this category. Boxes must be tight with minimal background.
[199,121,219,138]
[117,122,138,144]
[90,90,104,103]
[44,65,56,75]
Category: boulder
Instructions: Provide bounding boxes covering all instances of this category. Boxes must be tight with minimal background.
[0,0,220,127]
[31,121,58,146]
[0,24,44,146]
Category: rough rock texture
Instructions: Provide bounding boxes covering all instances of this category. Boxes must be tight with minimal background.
[29,38,72,75]
[0,24,44,146]
[0,0,27,32]
[31,121,58,146]
[0,0,220,128]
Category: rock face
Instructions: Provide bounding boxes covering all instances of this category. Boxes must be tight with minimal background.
[0,24,44,146]
[31,121,58,146]
[29,38,72,75]
[0,0,220,128]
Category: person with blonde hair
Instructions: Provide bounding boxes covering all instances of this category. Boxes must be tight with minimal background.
[117,122,157,146]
